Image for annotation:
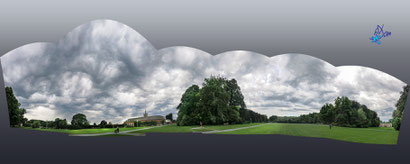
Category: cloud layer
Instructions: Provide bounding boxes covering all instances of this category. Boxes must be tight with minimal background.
[1,20,406,123]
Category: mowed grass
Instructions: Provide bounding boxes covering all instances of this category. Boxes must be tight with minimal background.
[217,123,399,145]
[22,126,147,134]
[129,123,262,134]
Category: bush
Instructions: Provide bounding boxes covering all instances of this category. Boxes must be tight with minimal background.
[393,117,401,130]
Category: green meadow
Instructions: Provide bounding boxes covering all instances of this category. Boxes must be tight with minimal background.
[216,123,399,145]
[22,123,399,144]
[129,123,263,134]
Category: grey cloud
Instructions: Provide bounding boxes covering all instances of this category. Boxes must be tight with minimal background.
[1,20,406,123]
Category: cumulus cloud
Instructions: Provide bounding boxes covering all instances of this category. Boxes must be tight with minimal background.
[1,20,406,123]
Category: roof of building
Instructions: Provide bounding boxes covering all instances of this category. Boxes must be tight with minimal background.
[125,115,165,122]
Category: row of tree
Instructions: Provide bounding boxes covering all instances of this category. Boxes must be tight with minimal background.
[269,96,382,128]
[391,85,409,130]
[176,76,267,126]
[25,118,68,129]
[24,114,120,129]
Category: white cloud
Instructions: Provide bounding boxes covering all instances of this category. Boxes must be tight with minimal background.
[1,20,406,123]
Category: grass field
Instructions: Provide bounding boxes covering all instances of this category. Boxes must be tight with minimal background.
[20,123,399,144]
[216,123,399,144]
[129,123,263,134]
[22,126,146,134]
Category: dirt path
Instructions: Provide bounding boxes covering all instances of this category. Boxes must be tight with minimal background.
[201,123,269,134]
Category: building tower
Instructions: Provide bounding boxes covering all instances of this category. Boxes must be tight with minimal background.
[144,109,148,117]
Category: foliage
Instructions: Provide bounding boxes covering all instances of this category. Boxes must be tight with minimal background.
[71,113,89,129]
[165,113,173,121]
[99,120,108,128]
[269,115,278,122]
[392,85,409,130]
[318,96,380,128]
[54,118,68,129]
[5,86,27,127]
[176,76,267,126]
[269,96,381,128]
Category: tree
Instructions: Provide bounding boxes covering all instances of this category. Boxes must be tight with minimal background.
[99,120,108,128]
[176,76,264,126]
[199,76,231,124]
[71,113,89,129]
[269,115,278,122]
[54,118,67,129]
[319,103,334,124]
[318,96,380,128]
[31,120,41,128]
[5,86,26,127]
[392,85,409,130]
[165,113,173,121]
[176,85,201,126]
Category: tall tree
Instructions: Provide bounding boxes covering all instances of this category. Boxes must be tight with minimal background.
[165,113,173,121]
[319,103,334,124]
[54,118,68,129]
[199,76,231,124]
[71,113,89,129]
[5,86,26,127]
[392,85,409,130]
[176,76,264,126]
[176,85,201,126]
[99,120,108,128]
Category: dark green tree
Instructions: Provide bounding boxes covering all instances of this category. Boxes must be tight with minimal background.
[392,85,409,130]
[176,85,201,126]
[5,86,26,127]
[99,120,108,128]
[319,103,335,124]
[165,113,173,121]
[199,76,231,124]
[71,113,89,129]
[269,115,278,122]
[54,118,68,129]
[176,76,264,126]
[318,96,380,128]
[31,120,41,128]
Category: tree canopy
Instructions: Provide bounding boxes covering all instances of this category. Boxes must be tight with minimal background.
[99,120,108,128]
[5,86,26,127]
[392,85,409,130]
[269,96,381,128]
[176,76,267,126]
[165,113,173,121]
[71,113,89,129]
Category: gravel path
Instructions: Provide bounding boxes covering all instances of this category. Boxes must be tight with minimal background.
[202,123,269,134]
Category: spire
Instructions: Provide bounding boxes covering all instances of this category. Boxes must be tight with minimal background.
[144,109,148,117]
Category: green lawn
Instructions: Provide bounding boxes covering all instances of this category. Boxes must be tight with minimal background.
[99,134,134,137]
[20,123,399,144]
[129,123,262,134]
[216,123,399,145]
[22,126,147,134]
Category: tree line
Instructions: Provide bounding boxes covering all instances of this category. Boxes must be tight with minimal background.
[176,76,268,126]
[269,96,381,128]
[6,82,408,130]
[391,85,409,130]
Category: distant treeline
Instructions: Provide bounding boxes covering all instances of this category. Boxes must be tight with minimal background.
[24,115,124,129]
[269,96,381,128]
[177,76,268,126]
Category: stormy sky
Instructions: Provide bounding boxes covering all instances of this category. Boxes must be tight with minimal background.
[1,20,406,123]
